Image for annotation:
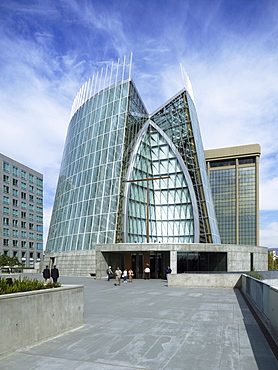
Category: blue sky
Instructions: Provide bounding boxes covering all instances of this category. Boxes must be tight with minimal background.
[0,0,277,248]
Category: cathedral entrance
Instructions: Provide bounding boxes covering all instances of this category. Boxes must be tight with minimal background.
[124,251,169,279]
[102,250,170,279]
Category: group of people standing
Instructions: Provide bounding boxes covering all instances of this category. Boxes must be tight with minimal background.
[107,264,172,284]
[42,265,59,283]
[107,266,134,285]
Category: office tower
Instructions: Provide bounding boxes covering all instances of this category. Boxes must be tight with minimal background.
[0,153,43,267]
[205,144,260,246]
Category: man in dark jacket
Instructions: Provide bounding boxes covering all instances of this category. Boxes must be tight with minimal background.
[51,265,59,283]
[43,265,50,283]
[165,266,172,280]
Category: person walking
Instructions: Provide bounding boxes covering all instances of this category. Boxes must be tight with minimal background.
[51,265,59,283]
[122,268,128,283]
[107,266,113,281]
[128,268,134,282]
[42,265,50,283]
[114,267,122,286]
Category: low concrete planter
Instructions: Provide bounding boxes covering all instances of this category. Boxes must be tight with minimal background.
[0,285,84,359]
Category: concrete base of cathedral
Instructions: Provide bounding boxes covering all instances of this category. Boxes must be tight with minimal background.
[44,243,268,279]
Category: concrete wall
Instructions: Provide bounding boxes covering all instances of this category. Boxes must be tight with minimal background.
[45,250,96,277]
[168,273,242,288]
[0,285,84,359]
[241,275,278,341]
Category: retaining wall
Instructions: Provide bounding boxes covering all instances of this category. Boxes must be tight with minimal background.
[0,285,84,359]
[168,273,242,288]
[241,274,278,341]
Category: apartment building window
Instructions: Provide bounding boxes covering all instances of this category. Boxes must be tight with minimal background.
[29,242,34,249]
[29,174,34,183]
[13,189,18,197]
[21,221,26,229]
[36,197,43,205]
[21,192,27,200]
[36,177,43,187]
[37,243,43,250]
[3,174,9,183]
[21,241,26,248]
[13,251,18,257]
[36,206,43,214]
[29,194,34,202]
[12,219,18,227]
[3,185,9,194]
[29,232,34,240]
[36,215,43,223]
[3,239,9,246]
[36,234,43,241]
[29,204,34,212]
[36,188,43,196]
[3,217,9,225]
[37,225,43,232]
[21,202,27,209]
[4,250,9,255]
[13,179,18,186]
[21,231,27,238]
[21,182,27,190]
[3,162,10,172]
[29,223,34,230]
[29,185,34,193]
[3,207,9,214]
[3,196,9,204]
[13,199,18,206]
[13,166,18,177]
[29,214,34,221]
[13,230,18,237]
[21,170,27,180]
[21,211,27,219]
[21,251,26,267]
[3,228,9,236]
[13,240,18,247]
[29,252,34,267]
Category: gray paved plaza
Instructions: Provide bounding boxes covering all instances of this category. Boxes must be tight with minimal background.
[1,274,278,370]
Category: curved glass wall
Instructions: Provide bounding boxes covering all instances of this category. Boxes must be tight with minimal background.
[151,90,220,243]
[47,80,132,252]
[125,121,198,243]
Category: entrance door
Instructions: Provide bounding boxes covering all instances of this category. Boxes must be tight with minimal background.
[131,253,143,279]
[150,253,162,278]
[128,252,168,279]
[103,251,170,279]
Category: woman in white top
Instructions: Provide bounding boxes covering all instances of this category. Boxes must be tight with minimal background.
[144,266,150,280]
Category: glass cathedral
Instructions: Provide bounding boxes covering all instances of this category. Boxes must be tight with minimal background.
[46,57,220,256]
